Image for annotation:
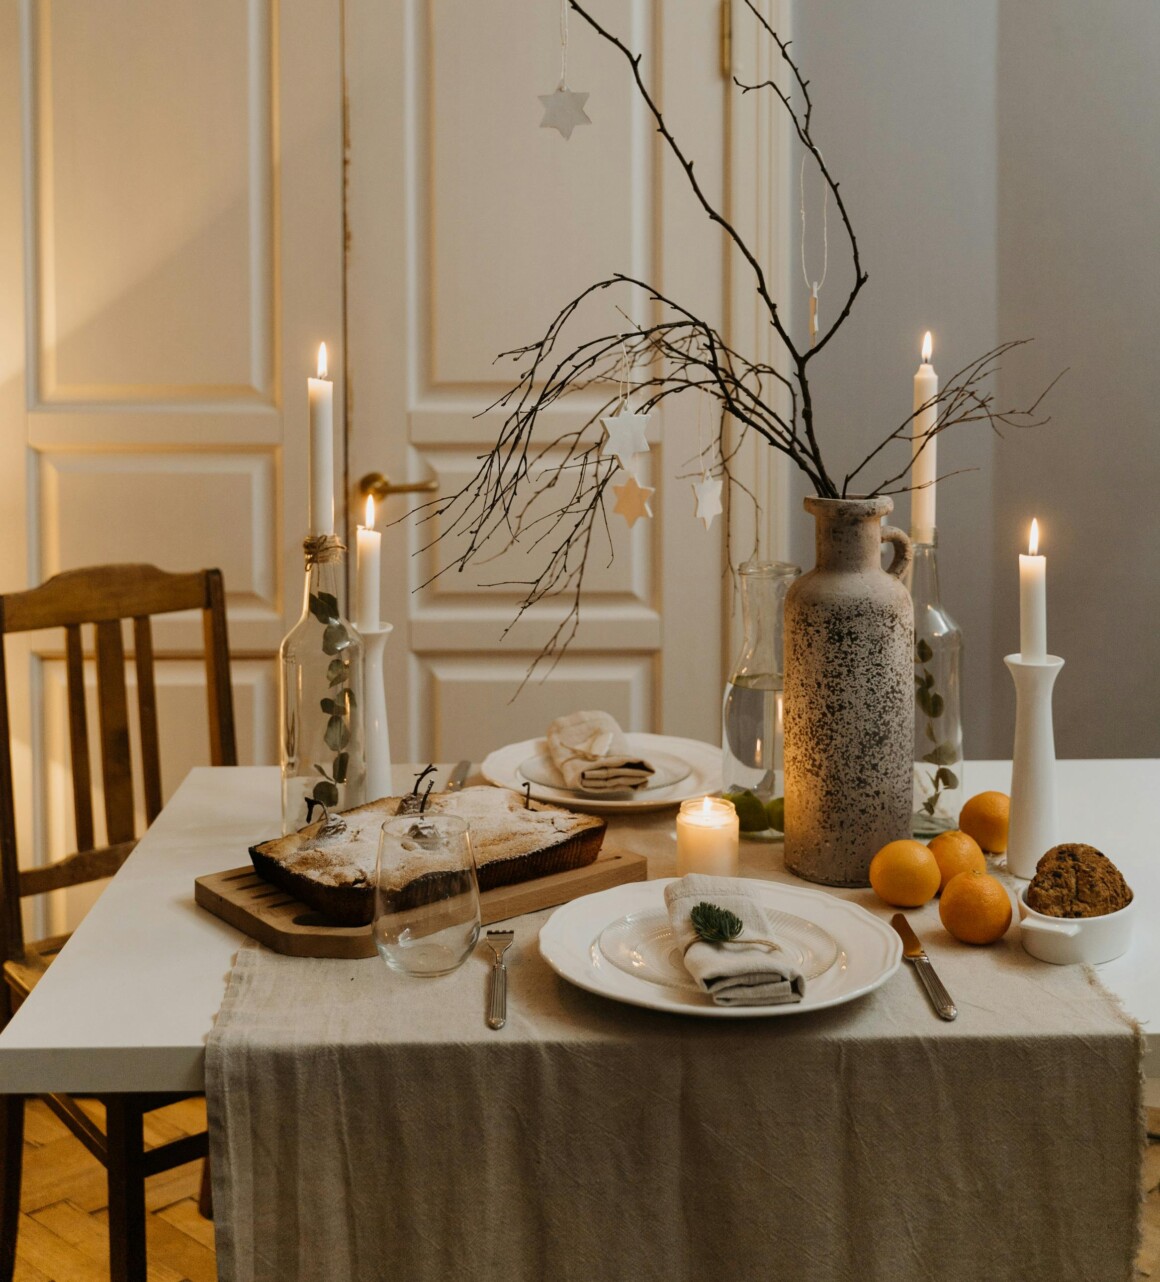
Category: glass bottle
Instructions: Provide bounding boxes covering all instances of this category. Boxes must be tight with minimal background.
[279,535,366,833]
[721,559,799,837]
[909,534,964,835]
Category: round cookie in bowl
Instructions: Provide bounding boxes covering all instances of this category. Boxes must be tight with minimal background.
[1017,843,1135,965]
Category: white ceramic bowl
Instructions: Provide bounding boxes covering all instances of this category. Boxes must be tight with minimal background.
[1017,887,1135,965]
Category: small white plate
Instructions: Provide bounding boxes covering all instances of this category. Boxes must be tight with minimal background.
[517,749,692,797]
[540,878,902,1018]
[598,907,839,992]
[482,733,721,813]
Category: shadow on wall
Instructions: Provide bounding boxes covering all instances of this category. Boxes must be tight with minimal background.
[789,0,1160,759]
[992,0,1160,760]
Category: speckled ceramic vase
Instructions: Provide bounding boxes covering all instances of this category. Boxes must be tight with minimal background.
[783,497,915,886]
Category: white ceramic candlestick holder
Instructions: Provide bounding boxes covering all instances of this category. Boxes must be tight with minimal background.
[1004,653,1064,880]
[362,623,394,801]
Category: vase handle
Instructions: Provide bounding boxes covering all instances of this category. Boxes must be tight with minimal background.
[881,526,913,578]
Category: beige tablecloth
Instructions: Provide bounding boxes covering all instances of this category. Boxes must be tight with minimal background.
[206,816,1144,1282]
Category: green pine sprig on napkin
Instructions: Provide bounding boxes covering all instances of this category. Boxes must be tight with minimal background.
[691,902,745,944]
[689,901,784,954]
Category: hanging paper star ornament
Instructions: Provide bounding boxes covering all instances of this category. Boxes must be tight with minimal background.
[692,474,724,530]
[612,475,654,528]
[600,408,653,471]
[539,84,591,140]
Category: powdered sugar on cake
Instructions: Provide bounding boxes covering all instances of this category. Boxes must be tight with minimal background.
[271,787,601,890]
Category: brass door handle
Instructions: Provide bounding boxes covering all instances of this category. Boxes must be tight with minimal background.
[358,471,438,501]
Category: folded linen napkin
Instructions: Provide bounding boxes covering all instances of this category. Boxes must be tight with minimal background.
[545,710,655,793]
[663,874,806,1006]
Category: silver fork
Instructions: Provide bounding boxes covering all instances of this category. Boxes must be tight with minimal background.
[484,929,514,1030]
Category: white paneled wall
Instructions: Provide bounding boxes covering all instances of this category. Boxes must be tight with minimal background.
[346,0,729,758]
[3,0,345,918]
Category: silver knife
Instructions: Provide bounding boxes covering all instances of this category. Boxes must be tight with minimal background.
[446,759,472,791]
[890,914,957,1021]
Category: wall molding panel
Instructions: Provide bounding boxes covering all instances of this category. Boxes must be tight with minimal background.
[22,0,278,408]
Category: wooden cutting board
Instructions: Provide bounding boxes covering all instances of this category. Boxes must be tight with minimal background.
[194,846,649,959]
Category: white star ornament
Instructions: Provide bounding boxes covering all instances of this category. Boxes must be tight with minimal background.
[538,85,591,140]
[600,409,653,471]
[692,475,724,530]
[612,475,655,528]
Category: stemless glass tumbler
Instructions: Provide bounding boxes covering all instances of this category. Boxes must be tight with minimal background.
[374,814,481,977]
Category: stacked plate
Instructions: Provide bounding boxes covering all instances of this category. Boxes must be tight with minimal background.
[481,732,722,813]
[539,878,903,1018]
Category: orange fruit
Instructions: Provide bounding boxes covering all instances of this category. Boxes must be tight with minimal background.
[869,839,941,908]
[959,791,1010,854]
[938,870,1013,944]
[928,829,986,894]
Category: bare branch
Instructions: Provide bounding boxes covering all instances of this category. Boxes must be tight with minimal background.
[413,9,1057,680]
[568,1,800,363]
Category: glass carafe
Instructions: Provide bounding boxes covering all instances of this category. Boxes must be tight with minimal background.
[721,559,799,836]
[279,535,367,833]
[909,534,964,834]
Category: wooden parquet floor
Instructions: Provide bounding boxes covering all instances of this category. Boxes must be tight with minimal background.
[10,1100,1160,1280]
[13,1097,214,1282]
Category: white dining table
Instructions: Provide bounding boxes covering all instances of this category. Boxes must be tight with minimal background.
[0,757,1154,1095]
[0,758,1151,1282]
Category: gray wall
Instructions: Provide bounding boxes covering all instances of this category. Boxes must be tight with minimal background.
[788,1,1160,759]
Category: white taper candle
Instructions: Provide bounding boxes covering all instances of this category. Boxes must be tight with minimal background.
[1019,518,1047,660]
[356,493,382,634]
[911,331,939,544]
[308,343,334,536]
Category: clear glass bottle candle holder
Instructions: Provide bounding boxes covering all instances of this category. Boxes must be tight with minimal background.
[909,534,964,835]
[279,535,367,833]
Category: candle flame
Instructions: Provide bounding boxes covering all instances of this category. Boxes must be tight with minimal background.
[921,331,932,363]
[317,342,328,379]
[1029,517,1039,556]
[700,796,714,816]
[365,493,375,529]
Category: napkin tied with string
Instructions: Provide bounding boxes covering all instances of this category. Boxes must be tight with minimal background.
[664,874,806,1006]
[545,711,655,793]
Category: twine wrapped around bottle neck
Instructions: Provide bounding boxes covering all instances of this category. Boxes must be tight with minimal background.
[303,534,345,565]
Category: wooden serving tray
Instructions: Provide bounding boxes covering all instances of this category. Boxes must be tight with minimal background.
[194,846,649,959]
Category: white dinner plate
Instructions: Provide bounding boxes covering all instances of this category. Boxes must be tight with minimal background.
[481,733,721,813]
[539,878,902,1018]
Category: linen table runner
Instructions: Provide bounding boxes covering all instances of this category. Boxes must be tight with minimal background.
[207,831,1143,1282]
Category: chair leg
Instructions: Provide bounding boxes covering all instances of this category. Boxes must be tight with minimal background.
[0,1094,24,1282]
[198,1153,213,1219]
[104,1096,147,1282]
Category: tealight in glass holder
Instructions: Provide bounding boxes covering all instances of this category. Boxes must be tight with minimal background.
[676,796,740,877]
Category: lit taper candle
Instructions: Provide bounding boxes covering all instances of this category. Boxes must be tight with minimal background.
[1019,518,1047,660]
[911,331,939,543]
[356,493,382,634]
[308,343,334,536]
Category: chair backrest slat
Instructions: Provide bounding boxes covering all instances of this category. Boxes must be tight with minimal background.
[0,564,236,965]
[203,569,238,767]
[64,624,95,852]
[94,620,136,846]
[133,616,163,824]
[0,607,21,964]
[2,564,208,631]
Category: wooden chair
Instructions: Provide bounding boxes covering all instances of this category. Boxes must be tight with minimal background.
[0,564,236,1282]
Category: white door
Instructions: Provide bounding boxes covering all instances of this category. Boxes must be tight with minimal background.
[0,1,345,920]
[345,0,758,764]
